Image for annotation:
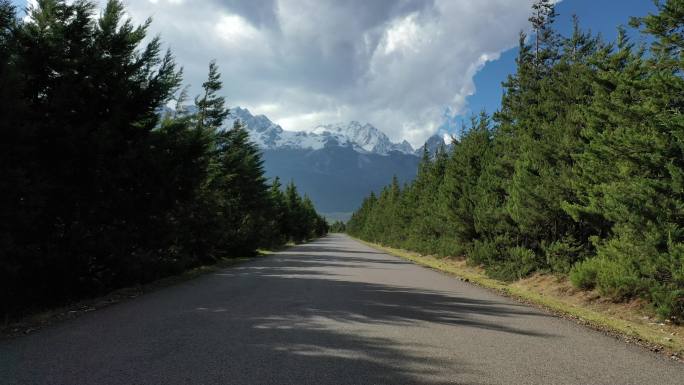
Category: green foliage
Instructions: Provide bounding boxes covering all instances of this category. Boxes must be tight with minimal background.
[570,253,641,299]
[488,247,539,281]
[195,60,229,131]
[349,0,684,321]
[651,286,684,321]
[569,258,600,290]
[329,221,347,233]
[0,0,326,318]
[543,236,585,274]
[281,182,327,243]
[442,113,492,253]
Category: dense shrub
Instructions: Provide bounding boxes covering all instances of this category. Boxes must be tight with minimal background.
[544,237,585,274]
[486,247,539,281]
[569,258,600,290]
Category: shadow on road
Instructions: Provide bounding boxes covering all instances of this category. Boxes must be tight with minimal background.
[180,242,557,384]
[1,236,555,385]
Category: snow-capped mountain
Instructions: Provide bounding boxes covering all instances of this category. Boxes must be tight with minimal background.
[229,107,415,156]
[311,122,414,155]
[415,134,451,156]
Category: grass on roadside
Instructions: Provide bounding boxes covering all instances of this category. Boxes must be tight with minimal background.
[355,237,683,359]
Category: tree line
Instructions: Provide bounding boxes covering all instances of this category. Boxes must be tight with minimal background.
[329,221,347,233]
[348,0,684,321]
[0,0,326,318]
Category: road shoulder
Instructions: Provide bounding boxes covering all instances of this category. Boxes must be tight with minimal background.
[0,239,313,340]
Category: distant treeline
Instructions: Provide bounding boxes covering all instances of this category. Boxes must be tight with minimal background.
[0,0,326,317]
[348,0,684,321]
[329,221,347,233]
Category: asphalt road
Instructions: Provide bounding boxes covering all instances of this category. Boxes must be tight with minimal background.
[1,234,683,384]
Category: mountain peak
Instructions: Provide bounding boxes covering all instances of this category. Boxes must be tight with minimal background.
[415,134,451,156]
[232,107,415,155]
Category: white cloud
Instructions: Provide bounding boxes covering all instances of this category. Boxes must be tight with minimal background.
[383,13,423,55]
[215,14,260,44]
[64,0,540,146]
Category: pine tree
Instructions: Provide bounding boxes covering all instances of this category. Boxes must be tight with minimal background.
[284,181,305,242]
[569,1,684,320]
[195,60,229,131]
[0,0,328,319]
[442,112,493,254]
[1,0,187,311]
[385,175,404,245]
[506,14,599,273]
[208,120,270,255]
[264,176,288,246]
[470,30,535,277]
[529,0,559,69]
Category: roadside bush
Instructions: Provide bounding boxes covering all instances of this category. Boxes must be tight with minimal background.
[486,247,539,281]
[570,254,641,300]
[651,287,684,322]
[435,237,464,258]
[544,237,584,274]
[468,238,501,267]
[595,258,642,300]
[649,245,684,321]
[569,258,600,290]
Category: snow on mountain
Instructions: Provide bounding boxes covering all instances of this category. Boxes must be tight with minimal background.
[229,107,416,156]
[312,121,398,154]
[415,134,451,156]
[396,140,414,154]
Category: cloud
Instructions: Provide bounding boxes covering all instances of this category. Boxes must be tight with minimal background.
[30,0,540,146]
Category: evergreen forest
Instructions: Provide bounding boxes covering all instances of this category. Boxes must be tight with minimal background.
[0,0,327,318]
[348,0,684,322]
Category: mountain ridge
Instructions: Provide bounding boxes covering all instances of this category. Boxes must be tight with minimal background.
[229,107,418,156]
[223,107,449,215]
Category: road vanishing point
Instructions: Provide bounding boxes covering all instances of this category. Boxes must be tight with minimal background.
[1,234,683,384]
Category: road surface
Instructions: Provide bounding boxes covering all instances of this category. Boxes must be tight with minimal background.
[1,234,682,384]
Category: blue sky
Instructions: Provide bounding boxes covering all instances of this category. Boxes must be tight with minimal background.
[10,0,659,146]
[445,0,658,134]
